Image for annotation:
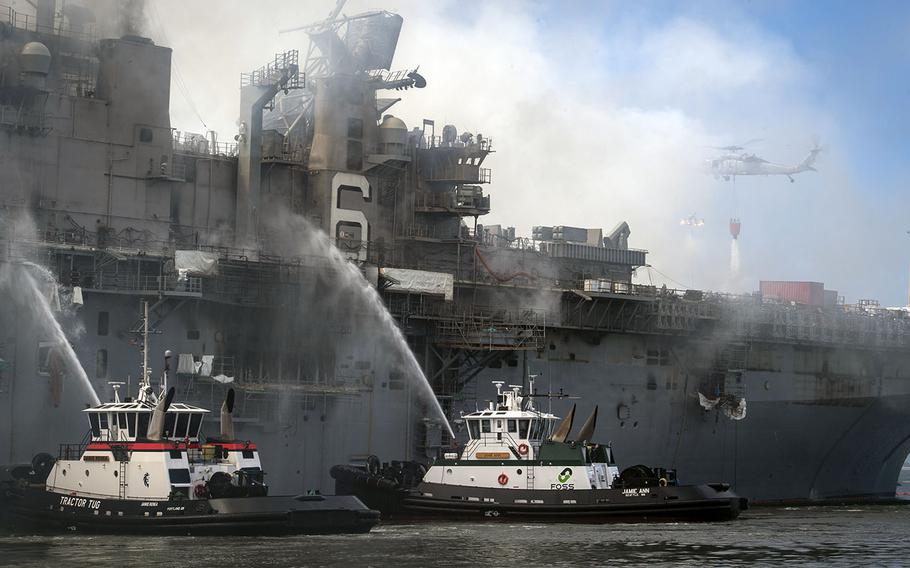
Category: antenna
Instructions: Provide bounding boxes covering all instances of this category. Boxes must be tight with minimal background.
[108,381,125,403]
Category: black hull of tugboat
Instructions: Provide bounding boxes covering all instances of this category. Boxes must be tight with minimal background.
[331,467,746,523]
[0,486,379,535]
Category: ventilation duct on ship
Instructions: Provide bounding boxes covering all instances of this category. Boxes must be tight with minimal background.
[146,387,176,440]
[220,388,236,441]
[574,406,598,443]
[549,403,576,443]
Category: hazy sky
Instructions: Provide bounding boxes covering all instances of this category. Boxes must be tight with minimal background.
[144,0,909,305]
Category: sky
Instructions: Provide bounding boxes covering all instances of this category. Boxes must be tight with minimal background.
[143,0,910,305]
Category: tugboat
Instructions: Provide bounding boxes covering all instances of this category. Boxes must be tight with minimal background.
[0,308,379,535]
[332,379,748,522]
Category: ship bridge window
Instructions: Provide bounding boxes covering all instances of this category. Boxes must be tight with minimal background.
[117,412,128,432]
[163,412,176,438]
[98,412,108,432]
[481,420,491,434]
[126,413,137,438]
[138,412,150,439]
[189,413,203,438]
[468,420,480,440]
[175,413,189,439]
[89,413,101,438]
[519,419,530,438]
[507,420,517,433]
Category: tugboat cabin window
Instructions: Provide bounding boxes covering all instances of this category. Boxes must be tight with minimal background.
[117,413,128,432]
[189,413,203,438]
[89,413,101,437]
[468,420,480,440]
[168,469,191,484]
[126,413,137,438]
[137,412,150,439]
[98,412,108,431]
[175,413,189,438]
[519,419,530,438]
[481,420,491,434]
[496,420,503,431]
[163,412,176,438]
[507,420,517,433]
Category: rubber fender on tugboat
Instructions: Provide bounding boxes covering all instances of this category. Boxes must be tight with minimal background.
[31,453,56,482]
[366,455,381,476]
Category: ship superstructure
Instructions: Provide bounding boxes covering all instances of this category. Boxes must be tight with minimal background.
[1,1,910,503]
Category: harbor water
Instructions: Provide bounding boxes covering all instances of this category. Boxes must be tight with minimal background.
[2,505,909,567]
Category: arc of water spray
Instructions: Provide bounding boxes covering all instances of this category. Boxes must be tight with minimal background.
[302,223,454,439]
[5,262,101,406]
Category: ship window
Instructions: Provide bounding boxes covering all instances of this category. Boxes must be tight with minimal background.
[117,412,128,430]
[163,412,176,438]
[96,349,108,379]
[507,420,517,433]
[242,450,254,459]
[137,413,150,438]
[481,420,491,433]
[468,420,480,440]
[519,419,530,438]
[496,420,503,431]
[89,414,101,437]
[168,468,191,484]
[346,140,363,171]
[189,414,203,438]
[169,450,182,459]
[139,127,153,143]
[347,117,363,139]
[97,312,109,336]
[175,413,189,438]
[99,412,108,430]
[186,330,200,340]
[126,413,137,438]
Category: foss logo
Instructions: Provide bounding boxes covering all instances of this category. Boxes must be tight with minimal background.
[551,467,574,490]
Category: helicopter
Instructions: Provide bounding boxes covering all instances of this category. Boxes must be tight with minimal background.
[706,140,822,182]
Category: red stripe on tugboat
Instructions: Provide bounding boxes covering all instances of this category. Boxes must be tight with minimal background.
[85,441,257,452]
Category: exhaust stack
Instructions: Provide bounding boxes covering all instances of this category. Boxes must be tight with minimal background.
[146,387,175,441]
[220,388,236,441]
[549,403,576,443]
[574,406,599,444]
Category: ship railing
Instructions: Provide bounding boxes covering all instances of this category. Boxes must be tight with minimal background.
[0,4,96,41]
[173,131,239,158]
[58,442,86,461]
[421,135,493,152]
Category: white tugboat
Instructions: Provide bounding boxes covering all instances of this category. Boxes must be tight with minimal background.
[332,379,747,522]
[0,306,379,535]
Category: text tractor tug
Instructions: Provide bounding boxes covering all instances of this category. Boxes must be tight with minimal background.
[0,337,379,535]
[332,378,747,522]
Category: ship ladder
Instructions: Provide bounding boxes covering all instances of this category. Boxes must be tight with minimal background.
[118,455,128,498]
[526,465,535,490]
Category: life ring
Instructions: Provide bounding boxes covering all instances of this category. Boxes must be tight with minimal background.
[497,473,509,486]
[659,477,668,487]
[517,443,529,456]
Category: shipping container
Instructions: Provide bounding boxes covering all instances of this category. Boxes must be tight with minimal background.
[532,226,554,241]
[760,281,825,307]
[586,228,603,247]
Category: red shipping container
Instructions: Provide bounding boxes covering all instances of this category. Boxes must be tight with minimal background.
[760,281,825,306]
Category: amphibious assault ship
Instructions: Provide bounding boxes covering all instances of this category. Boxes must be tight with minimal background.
[1,1,909,503]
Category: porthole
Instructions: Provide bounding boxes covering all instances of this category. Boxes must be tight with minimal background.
[114,470,118,477]
[62,469,67,476]
[446,468,453,475]
[633,421,639,429]
[85,469,90,477]
[619,421,625,428]
[516,469,523,475]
